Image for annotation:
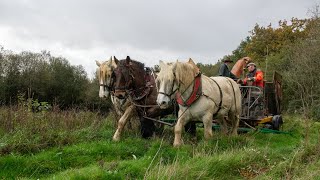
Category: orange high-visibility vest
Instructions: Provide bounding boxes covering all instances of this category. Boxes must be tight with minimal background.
[243,69,264,88]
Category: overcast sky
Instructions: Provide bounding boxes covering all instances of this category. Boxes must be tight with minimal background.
[0,0,318,77]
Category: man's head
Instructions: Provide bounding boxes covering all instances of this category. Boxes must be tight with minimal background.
[246,62,256,72]
[223,59,233,64]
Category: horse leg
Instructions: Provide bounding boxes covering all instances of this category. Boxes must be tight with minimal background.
[173,110,188,147]
[217,114,228,135]
[184,122,196,137]
[140,116,155,138]
[229,111,240,136]
[112,105,135,141]
[142,106,171,138]
[203,113,213,140]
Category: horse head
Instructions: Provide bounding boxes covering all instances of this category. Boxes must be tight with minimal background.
[113,56,146,99]
[156,58,199,109]
[156,61,178,109]
[96,56,118,98]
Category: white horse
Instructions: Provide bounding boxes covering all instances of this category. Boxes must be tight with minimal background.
[156,59,241,147]
[96,56,138,141]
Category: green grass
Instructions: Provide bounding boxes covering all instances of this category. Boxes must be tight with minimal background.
[0,107,319,179]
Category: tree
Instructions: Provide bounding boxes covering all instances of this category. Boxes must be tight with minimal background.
[244,18,310,64]
[284,13,320,119]
[196,63,220,77]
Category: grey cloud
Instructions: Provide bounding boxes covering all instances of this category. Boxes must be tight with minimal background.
[0,0,317,65]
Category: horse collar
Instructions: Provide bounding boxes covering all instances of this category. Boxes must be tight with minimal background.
[176,73,202,106]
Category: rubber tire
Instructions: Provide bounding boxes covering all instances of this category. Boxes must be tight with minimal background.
[272,115,283,130]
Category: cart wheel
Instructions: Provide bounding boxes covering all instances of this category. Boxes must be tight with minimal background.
[272,115,283,130]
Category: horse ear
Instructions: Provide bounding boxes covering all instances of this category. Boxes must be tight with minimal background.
[173,61,178,71]
[125,56,131,65]
[113,56,119,64]
[159,60,164,68]
[188,58,196,65]
[96,60,101,67]
[188,58,200,75]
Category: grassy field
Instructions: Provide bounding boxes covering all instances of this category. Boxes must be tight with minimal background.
[0,106,320,179]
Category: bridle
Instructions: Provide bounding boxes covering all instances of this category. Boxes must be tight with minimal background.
[158,72,201,100]
[113,64,134,94]
[99,66,116,93]
[158,72,179,99]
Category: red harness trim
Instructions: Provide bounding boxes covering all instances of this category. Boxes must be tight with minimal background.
[176,74,202,106]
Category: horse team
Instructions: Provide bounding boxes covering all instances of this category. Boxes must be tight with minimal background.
[96,56,242,147]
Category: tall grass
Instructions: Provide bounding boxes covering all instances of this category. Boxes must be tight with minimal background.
[0,106,319,179]
[0,105,116,155]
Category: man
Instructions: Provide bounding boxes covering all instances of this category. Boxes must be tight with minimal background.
[242,62,264,88]
[241,62,264,117]
[218,59,237,80]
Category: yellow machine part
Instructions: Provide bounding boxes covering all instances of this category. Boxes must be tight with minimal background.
[258,116,273,124]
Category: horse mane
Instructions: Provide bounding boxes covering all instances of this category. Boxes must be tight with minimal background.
[158,63,173,80]
[174,61,199,90]
[116,58,147,89]
[96,57,117,81]
[118,58,145,74]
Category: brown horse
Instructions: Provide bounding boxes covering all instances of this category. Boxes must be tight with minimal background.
[112,56,177,140]
[96,56,139,133]
[231,57,252,79]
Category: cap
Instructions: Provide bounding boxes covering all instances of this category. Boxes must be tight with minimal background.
[246,62,256,68]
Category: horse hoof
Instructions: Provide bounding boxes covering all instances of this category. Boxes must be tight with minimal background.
[112,136,120,142]
[173,142,182,148]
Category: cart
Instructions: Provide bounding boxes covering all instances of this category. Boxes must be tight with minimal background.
[239,71,283,130]
[148,71,284,132]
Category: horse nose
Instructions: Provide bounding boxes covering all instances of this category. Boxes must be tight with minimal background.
[161,101,167,105]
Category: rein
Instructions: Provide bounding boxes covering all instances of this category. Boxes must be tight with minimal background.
[114,64,156,106]
[99,66,116,92]
[128,98,159,108]
[158,86,178,97]
[158,72,180,98]
[100,84,113,92]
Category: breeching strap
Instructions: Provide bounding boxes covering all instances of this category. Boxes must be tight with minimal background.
[208,78,223,116]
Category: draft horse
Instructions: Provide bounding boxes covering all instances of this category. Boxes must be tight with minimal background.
[96,56,138,138]
[156,59,241,147]
[112,56,176,140]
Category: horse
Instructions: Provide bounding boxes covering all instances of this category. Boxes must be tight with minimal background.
[231,57,252,79]
[112,56,177,140]
[156,58,241,147]
[96,56,138,135]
